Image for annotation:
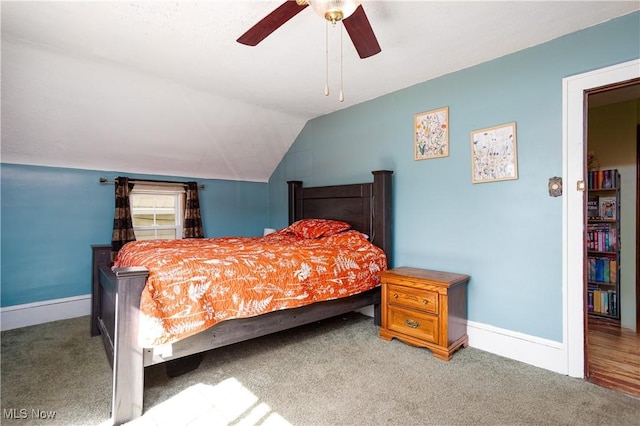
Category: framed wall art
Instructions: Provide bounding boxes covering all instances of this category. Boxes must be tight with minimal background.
[470,121,518,183]
[414,106,449,160]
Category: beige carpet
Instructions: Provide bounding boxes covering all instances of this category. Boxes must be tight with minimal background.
[2,312,639,425]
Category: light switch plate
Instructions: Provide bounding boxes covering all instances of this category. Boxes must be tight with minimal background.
[548,177,562,197]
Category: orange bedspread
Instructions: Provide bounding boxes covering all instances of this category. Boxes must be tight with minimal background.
[113,229,387,347]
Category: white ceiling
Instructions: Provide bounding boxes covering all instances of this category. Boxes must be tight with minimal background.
[2,1,638,182]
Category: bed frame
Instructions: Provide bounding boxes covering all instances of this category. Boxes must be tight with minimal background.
[90,170,392,425]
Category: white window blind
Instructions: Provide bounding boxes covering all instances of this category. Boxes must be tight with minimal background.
[130,184,185,240]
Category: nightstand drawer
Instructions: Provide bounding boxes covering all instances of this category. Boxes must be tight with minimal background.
[386,283,438,314]
[387,305,439,344]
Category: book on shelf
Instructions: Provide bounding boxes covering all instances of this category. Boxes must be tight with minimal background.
[610,290,617,316]
[601,170,613,189]
[587,169,619,190]
[587,256,617,283]
[588,289,617,316]
[586,222,617,252]
[587,222,618,251]
[587,196,599,218]
[597,258,605,282]
[599,196,616,220]
[593,290,601,313]
[609,260,617,283]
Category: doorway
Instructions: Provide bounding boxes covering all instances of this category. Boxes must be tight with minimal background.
[563,59,639,379]
[584,82,640,397]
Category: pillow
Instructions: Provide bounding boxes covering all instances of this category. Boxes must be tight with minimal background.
[322,229,370,246]
[284,218,351,239]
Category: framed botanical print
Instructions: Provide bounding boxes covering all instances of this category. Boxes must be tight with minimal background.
[414,107,449,160]
[470,121,518,183]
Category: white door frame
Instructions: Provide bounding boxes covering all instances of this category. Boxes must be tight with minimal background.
[563,58,640,377]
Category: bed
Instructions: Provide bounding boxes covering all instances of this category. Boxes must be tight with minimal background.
[90,170,392,425]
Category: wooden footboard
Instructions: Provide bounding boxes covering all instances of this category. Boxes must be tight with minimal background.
[91,248,149,423]
[103,265,148,424]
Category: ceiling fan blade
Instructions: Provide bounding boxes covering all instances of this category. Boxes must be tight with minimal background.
[237,1,308,46]
[343,5,381,59]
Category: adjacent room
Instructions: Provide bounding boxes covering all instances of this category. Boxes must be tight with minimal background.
[2,1,639,425]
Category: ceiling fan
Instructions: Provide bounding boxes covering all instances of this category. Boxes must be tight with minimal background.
[237,0,381,59]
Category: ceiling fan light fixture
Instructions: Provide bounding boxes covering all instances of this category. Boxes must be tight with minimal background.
[306,0,362,24]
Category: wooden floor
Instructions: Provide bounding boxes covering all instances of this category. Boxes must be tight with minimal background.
[587,316,640,399]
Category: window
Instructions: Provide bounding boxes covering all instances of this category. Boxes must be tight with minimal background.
[130,184,185,241]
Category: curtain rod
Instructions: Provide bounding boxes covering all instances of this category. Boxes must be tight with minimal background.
[99,177,205,190]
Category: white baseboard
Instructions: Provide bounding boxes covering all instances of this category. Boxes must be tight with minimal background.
[467,320,567,375]
[359,305,568,375]
[2,298,569,376]
[1,294,92,331]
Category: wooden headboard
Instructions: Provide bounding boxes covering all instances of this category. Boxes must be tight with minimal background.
[287,170,393,267]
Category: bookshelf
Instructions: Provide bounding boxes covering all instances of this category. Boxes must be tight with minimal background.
[586,169,621,321]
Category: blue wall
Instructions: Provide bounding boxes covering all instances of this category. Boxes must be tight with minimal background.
[269,12,640,342]
[0,164,268,306]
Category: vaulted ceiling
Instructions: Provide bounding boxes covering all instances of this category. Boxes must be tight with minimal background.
[2,1,638,182]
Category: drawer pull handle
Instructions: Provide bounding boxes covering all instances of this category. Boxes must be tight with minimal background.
[393,294,398,299]
[423,299,428,305]
[405,319,420,328]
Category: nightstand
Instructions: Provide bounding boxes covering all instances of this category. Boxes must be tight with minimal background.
[379,266,470,360]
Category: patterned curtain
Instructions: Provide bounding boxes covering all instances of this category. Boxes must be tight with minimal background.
[111,177,136,261]
[183,182,204,238]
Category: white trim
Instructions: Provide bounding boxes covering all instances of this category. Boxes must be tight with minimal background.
[359,304,567,372]
[563,58,640,378]
[0,294,91,331]
[0,296,572,374]
[467,320,566,374]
